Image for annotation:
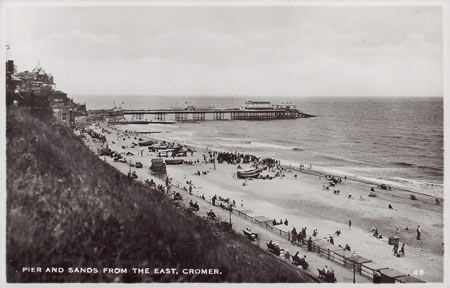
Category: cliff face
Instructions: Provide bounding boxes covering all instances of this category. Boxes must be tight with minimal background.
[6,107,312,283]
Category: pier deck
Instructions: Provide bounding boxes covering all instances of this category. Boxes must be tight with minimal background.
[118,108,315,122]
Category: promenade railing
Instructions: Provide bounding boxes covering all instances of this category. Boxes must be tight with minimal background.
[172,181,415,283]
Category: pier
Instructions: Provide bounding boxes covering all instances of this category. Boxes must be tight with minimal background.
[121,108,314,122]
[94,101,316,123]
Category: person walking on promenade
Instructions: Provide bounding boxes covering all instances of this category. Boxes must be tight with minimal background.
[291,227,297,244]
[416,225,421,240]
[284,249,290,261]
[349,219,352,230]
[307,237,312,252]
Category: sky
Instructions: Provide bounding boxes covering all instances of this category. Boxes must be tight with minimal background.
[4,4,443,97]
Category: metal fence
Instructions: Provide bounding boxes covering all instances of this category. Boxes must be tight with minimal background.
[171,180,414,283]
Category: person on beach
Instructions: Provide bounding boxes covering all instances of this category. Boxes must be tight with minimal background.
[349,220,352,230]
[393,243,399,256]
[373,228,379,237]
[388,204,393,210]
[373,271,382,283]
[284,219,288,226]
[291,227,297,244]
[399,243,405,257]
[416,225,421,240]
[307,237,312,252]
[212,195,217,206]
[193,201,199,211]
[284,249,290,261]
[329,235,334,245]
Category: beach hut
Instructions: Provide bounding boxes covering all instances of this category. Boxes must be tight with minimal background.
[149,158,166,175]
[344,254,372,274]
[319,243,342,261]
[272,223,290,239]
[379,268,406,283]
[388,236,400,245]
[360,262,388,279]
[333,249,354,267]
[312,239,333,254]
[395,275,426,283]
[232,207,253,219]
[253,216,272,229]
[245,212,264,224]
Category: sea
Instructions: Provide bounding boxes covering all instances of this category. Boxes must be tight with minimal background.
[74,95,444,197]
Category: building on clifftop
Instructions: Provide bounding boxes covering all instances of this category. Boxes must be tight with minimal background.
[14,62,87,125]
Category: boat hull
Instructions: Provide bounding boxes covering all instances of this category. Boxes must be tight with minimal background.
[165,159,184,165]
[237,169,261,179]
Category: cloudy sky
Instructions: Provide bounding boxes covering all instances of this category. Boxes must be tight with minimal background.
[4,4,443,97]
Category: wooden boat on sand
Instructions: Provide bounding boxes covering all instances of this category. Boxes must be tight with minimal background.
[165,159,184,165]
[138,141,154,146]
[237,168,261,179]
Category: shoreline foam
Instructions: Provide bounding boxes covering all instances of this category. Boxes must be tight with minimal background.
[119,124,443,199]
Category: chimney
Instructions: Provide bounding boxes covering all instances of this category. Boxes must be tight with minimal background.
[6,60,14,73]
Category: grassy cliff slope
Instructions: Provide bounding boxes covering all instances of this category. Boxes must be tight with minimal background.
[6,107,313,283]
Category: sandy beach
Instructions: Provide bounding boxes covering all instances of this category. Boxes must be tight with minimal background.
[85,123,443,282]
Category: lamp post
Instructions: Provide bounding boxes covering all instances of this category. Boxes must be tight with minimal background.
[229,205,232,227]
[352,251,357,284]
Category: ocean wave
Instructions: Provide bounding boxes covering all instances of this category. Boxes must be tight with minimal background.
[313,152,366,165]
[146,124,180,129]
[391,161,443,176]
[393,161,420,168]
[392,161,438,170]
[215,140,297,150]
[387,176,443,188]
[311,168,442,197]
[214,137,254,142]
